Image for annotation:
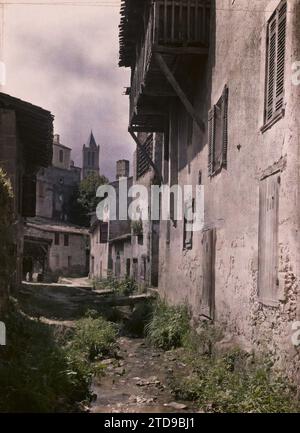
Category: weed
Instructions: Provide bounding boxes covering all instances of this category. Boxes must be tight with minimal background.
[145,301,190,350]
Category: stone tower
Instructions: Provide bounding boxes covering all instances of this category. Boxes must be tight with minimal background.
[82,131,100,179]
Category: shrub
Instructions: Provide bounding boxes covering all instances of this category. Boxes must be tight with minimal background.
[93,275,137,296]
[171,349,298,413]
[0,169,14,288]
[67,315,118,361]
[0,307,90,412]
[145,301,190,350]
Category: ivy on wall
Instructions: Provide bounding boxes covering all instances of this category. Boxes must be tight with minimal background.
[0,168,14,285]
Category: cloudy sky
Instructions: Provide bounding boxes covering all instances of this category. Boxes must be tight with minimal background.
[1,0,134,180]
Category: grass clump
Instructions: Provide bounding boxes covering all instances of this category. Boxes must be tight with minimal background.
[145,300,298,413]
[145,301,190,350]
[93,275,137,296]
[67,313,118,362]
[0,305,118,412]
[171,349,298,413]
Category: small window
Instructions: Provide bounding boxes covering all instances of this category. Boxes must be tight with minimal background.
[64,233,69,247]
[68,256,72,268]
[59,149,64,163]
[141,256,147,280]
[54,232,60,245]
[208,85,228,177]
[183,198,194,250]
[126,258,131,277]
[100,222,108,243]
[264,1,287,125]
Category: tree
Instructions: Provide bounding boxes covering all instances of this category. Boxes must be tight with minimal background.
[78,173,109,216]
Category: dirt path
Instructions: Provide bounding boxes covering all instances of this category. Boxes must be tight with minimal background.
[91,337,196,413]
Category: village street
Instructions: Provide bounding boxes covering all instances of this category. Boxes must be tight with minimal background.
[17,280,195,413]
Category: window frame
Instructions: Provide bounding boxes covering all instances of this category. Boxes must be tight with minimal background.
[262,0,287,130]
[208,85,228,177]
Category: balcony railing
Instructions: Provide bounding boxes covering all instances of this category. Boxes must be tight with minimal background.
[129,0,210,130]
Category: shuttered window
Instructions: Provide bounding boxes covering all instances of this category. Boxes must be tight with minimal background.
[100,222,108,244]
[208,85,228,177]
[258,174,280,306]
[264,1,287,124]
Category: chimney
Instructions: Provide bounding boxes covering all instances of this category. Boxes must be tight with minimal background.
[53,134,60,145]
[116,160,130,179]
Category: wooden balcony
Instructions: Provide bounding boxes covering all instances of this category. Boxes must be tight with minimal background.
[127,0,210,132]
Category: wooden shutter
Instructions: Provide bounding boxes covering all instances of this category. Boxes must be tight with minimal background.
[208,85,228,176]
[222,85,229,169]
[208,107,215,176]
[258,174,280,305]
[201,229,216,319]
[265,1,287,123]
[275,1,287,113]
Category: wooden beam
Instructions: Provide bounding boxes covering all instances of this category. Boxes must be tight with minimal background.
[154,53,205,132]
[128,128,164,184]
[153,44,208,56]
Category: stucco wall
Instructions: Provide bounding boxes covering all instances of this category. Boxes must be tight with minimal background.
[158,0,300,374]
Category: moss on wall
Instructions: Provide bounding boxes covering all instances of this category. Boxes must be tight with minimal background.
[0,168,14,312]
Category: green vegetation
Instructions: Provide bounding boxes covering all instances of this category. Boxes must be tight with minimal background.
[0,305,118,412]
[0,169,14,288]
[145,301,190,350]
[93,275,137,296]
[146,300,299,413]
[67,314,118,362]
[78,172,109,215]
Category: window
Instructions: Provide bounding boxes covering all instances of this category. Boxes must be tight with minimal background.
[64,233,69,247]
[68,256,72,268]
[54,232,60,245]
[208,85,228,177]
[264,1,287,125]
[136,134,153,179]
[141,256,147,280]
[100,222,108,243]
[126,258,131,277]
[183,198,194,250]
[59,149,64,163]
[258,173,280,306]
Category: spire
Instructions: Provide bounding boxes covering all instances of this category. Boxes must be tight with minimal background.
[88,130,97,148]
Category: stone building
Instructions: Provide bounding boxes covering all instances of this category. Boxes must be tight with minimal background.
[24,134,89,281]
[90,161,132,280]
[0,92,53,304]
[24,217,89,280]
[119,0,300,376]
[131,133,162,290]
[82,131,100,179]
[35,134,81,221]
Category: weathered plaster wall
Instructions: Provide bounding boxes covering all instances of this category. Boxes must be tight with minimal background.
[158,0,300,374]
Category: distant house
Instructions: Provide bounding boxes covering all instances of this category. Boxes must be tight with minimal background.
[0,92,54,299]
[24,217,89,280]
[24,134,89,282]
[90,161,132,281]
